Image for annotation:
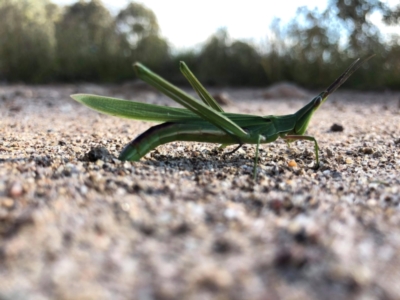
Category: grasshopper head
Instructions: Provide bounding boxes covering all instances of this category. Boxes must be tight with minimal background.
[294,55,374,135]
[312,92,325,111]
[311,88,331,112]
[294,93,325,135]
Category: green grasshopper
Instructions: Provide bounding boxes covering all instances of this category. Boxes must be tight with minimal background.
[71,56,372,178]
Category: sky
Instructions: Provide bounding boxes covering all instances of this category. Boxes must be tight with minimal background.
[53,0,399,50]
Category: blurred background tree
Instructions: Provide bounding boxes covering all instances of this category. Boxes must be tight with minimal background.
[196,29,267,86]
[116,2,159,46]
[115,2,170,79]
[261,0,400,89]
[55,0,120,81]
[0,0,58,82]
[380,2,400,89]
[0,0,399,88]
[383,3,400,25]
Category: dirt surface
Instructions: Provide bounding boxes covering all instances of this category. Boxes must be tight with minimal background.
[0,84,400,300]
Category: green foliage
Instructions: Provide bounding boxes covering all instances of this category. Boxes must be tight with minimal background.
[262,1,400,89]
[0,0,399,88]
[55,0,120,81]
[114,2,170,80]
[134,35,170,69]
[383,4,400,25]
[116,2,159,45]
[0,0,58,82]
[197,29,267,86]
[286,7,341,87]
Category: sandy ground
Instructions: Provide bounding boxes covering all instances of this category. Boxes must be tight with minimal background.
[0,84,400,300]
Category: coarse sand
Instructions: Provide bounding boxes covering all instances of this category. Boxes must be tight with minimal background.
[0,85,400,300]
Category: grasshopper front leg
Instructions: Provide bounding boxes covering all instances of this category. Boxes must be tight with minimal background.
[282,135,320,168]
[253,134,262,179]
[222,144,243,156]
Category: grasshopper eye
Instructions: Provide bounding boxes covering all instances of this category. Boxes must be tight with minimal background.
[314,96,322,108]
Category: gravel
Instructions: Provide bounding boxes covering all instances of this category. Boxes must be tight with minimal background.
[0,84,400,300]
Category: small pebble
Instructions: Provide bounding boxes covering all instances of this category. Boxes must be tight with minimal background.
[326,148,334,158]
[8,182,23,198]
[212,92,232,105]
[361,147,374,154]
[1,198,15,208]
[330,123,344,132]
[25,147,35,154]
[85,146,111,162]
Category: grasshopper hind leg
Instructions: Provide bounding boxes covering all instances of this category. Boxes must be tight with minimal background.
[222,144,243,157]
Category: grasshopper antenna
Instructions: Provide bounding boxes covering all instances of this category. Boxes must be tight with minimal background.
[325,54,375,96]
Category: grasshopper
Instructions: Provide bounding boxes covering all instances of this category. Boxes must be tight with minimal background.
[71,56,372,178]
